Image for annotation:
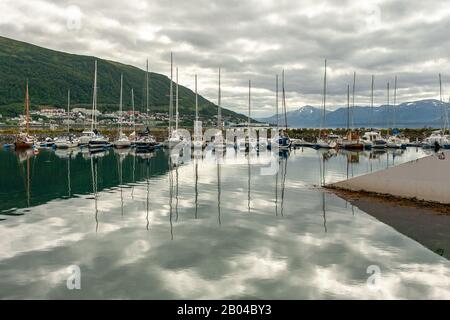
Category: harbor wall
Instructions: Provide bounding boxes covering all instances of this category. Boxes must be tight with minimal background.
[329,150,450,204]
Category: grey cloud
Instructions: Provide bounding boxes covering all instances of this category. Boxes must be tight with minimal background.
[1,0,450,116]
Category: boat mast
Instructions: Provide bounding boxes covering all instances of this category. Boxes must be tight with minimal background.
[169,52,173,136]
[248,79,251,134]
[347,84,350,131]
[91,60,97,131]
[24,80,30,135]
[386,82,390,135]
[351,71,356,130]
[67,89,70,134]
[195,74,198,122]
[218,68,222,130]
[371,75,374,129]
[146,59,149,125]
[119,73,123,135]
[131,88,136,136]
[393,76,397,130]
[319,61,326,138]
[276,74,279,135]
[176,67,179,132]
[282,70,288,132]
[439,73,443,134]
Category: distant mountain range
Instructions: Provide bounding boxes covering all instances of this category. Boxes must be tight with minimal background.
[0,36,247,122]
[257,99,450,128]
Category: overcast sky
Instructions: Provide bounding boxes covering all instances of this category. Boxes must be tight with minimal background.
[1,0,450,117]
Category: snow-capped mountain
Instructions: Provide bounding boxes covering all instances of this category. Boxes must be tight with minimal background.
[257,99,450,128]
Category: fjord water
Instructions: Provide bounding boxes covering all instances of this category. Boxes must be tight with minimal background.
[0,147,448,299]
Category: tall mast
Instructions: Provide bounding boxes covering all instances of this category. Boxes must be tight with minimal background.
[67,89,70,134]
[169,52,173,135]
[387,82,390,134]
[146,59,149,126]
[276,74,279,134]
[439,73,443,133]
[25,80,30,135]
[176,67,179,132]
[282,70,288,131]
[371,75,374,129]
[218,68,222,130]
[352,71,356,130]
[195,74,198,122]
[347,84,350,131]
[393,76,397,129]
[91,60,97,131]
[119,73,123,135]
[319,61,326,138]
[248,79,251,133]
[131,88,136,136]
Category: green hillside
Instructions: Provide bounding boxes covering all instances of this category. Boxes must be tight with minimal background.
[0,36,246,122]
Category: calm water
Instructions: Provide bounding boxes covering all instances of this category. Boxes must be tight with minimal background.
[0,146,449,299]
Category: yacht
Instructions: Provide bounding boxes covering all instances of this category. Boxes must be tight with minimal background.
[164,55,185,149]
[113,74,131,149]
[361,131,386,149]
[14,81,35,149]
[314,60,333,149]
[87,61,109,151]
[386,135,409,149]
[54,90,79,149]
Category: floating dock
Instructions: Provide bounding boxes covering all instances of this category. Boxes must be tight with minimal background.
[328,150,450,204]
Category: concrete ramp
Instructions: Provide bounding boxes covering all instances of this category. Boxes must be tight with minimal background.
[329,150,450,204]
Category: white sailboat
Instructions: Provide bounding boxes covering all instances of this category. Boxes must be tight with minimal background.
[86,60,109,150]
[423,74,450,149]
[214,68,227,152]
[54,89,79,149]
[279,70,291,150]
[361,75,387,149]
[164,54,185,149]
[314,60,334,149]
[135,59,158,151]
[339,79,364,150]
[236,80,252,151]
[192,74,205,151]
[386,77,409,148]
[114,74,131,149]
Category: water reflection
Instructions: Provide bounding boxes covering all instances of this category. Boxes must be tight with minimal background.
[0,147,449,299]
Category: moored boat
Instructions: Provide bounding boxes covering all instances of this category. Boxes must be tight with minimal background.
[15,81,35,149]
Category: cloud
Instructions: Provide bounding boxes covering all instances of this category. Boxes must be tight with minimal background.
[1,0,450,116]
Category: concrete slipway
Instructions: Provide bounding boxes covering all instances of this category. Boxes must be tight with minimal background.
[329,150,450,204]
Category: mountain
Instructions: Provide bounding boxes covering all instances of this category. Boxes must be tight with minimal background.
[0,36,246,122]
[257,99,450,128]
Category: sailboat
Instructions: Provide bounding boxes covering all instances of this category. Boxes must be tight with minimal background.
[135,59,158,151]
[164,54,185,149]
[422,74,449,149]
[386,77,409,149]
[361,75,387,149]
[279,70,291,150]
[55,89,80,149]
[236,80,252,151]
[114,74,131,148]
[340,79,364,151]
[87,60,109,151]
[314,60,335,149]
[213,68,227,152]
[15,80,35,149]
[80,61,99,146]
[192,74,205,151]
